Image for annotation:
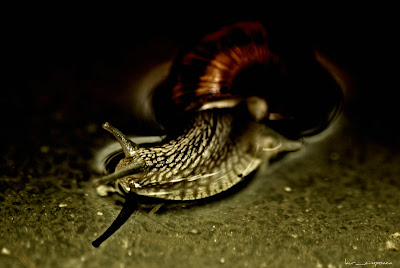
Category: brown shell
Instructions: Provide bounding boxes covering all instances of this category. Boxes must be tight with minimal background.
[170,22,285,113]
[153,21,343,137]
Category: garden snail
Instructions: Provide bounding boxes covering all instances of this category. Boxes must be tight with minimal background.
[91,22,343,247]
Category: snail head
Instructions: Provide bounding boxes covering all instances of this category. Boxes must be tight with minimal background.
[92,122,145,190]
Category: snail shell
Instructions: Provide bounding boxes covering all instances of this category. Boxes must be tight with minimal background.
[153,22,286,127]
[171,22,282,113]
[153,21,342,136]
[91,22,342,247]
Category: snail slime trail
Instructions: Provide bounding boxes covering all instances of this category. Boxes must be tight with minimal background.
[91,22,342,247]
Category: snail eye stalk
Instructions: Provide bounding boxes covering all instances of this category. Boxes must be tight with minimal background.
[103,122,139,158]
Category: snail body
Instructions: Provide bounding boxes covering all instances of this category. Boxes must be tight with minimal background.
[93,22,301,200]
[92,22,341,247]
[94,102,301,201]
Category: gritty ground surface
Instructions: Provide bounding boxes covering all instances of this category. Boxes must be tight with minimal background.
[1,15,399,268]
[1,113,399,268]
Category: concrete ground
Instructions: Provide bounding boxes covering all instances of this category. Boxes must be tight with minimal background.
[1,15,399,268]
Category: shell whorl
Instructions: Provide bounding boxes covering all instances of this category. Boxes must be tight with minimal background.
[173,22,283,112]
[165,22,285,116]
[153,21,343,138]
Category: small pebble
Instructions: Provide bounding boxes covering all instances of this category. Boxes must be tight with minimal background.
[284,186,292,192]
[385,232,400,251]
[96,185,116,197]
[1,247,11,255]
[190,229,199,234]
[386,241,397,250]
[97,212,103,216]
[390,232,400,238]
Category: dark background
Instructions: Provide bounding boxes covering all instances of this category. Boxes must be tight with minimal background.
[1,10,397,145]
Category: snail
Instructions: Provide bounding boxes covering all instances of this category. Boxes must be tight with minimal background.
[91,22,343,247]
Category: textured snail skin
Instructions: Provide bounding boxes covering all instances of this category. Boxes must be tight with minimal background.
[93,103,301,201]
[91,22,306,247]
[92,103,302,248]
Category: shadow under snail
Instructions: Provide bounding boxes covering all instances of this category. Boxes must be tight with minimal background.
[91,22,343,247]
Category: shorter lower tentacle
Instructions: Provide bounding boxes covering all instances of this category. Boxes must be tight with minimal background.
[92,193,139,248]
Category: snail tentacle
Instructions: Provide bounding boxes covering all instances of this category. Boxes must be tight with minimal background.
[92,193,138,248]
[103,122,139,158]
[92,160,145,188]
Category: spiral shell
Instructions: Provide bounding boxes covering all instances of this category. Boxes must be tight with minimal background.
[154,21,342,137]
[171,22,283,112]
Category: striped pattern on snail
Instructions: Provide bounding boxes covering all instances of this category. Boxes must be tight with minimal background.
[93,22,299,198]
[91,22,339,247]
